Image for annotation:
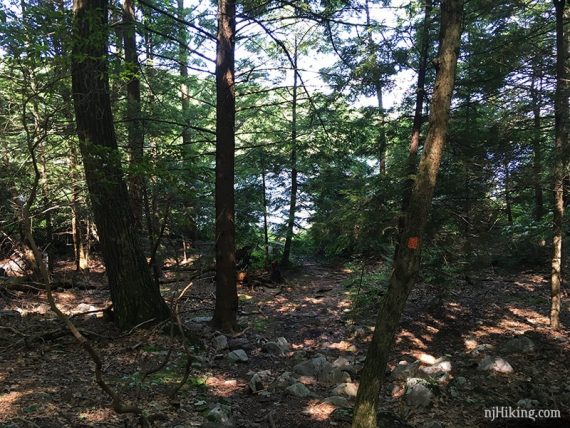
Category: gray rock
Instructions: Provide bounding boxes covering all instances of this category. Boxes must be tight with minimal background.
[291,350,307,362]
[405,378,434,408]
[500,336,536,354]
[286,382,313,398]
[332,356,354,373]
[228,349,248,363]
[272,371,296,390]
[332,382,359,398]
[206,404,232,426]
[517,398,540,409]
[318,366,351,387]
[293,355,328,377]
[276,337,289,352]
[249,373,265,393]
[420,360,452,375]
[189,316,211,323]
[454,376,467,387]
[212,335,228,351]
[478,356,513,374]
[262,341,284,356]
[390,360,421,380]
[323,396,351,407]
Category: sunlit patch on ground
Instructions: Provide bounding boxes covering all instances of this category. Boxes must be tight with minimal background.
[303,400,336,421]
[205,376,243,397]
[0,391,21,420]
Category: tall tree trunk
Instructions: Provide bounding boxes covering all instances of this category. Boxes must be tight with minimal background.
[122,0,144,231]
[213,0,238,332]
[352,1,463,426]
[178,0,191,151]
[281,40,299,267]
[504,158,513,225]
[261,153,270,269]
[551,0,569,330]
[365,0,387,173]
[71,0,170,330]
[397,0,433,249]
[531,65,544,220]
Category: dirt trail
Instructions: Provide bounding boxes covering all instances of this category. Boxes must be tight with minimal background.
[1,262,569,427]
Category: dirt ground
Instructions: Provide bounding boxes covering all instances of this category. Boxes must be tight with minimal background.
[1,259,569,427]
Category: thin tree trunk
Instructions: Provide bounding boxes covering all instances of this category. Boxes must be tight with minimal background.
[531,66,544,220]
[352,1,463,426]
[122,0,144,231]
[71,0,170,330]
[213,0,238,332]
[365,0,387,173]
[551,0,569,330]
[261,153,270,269]
[504,158,513,225]
[178,0,191,151]
[397,0,433,249]
[281,40,299,266]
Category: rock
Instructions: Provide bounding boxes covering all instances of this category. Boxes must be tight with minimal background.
[212,335,228,351]
[262,341,284,356]
[249,371,271,393]
[517,398,540,409]
[206,404,232,426]
[276,337,289,352]
[318,366,351,387]
[286,382,313,398]
[323,396,351,408]
[454,376,467,387]
[291,350,307,362]
[74,303,98,315]
[405,378,434,408]
[189,316,211,323]
[293,355,328,377]
[272,371,296,390]
[478,356,513,374]
[332,356,354,373]
[228,349,248,363]
[332,382,359,398]
[420,360,452,375]
[390,360,421,380]
[500,336,536,354]
[472,344,495,356]
[418,353,438,365]
[386,383,403,397]
[449,386,459,398]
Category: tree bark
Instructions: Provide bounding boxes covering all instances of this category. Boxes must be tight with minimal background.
[122,0,144,231]
[178,0,191,151]
[213,0,238,332]
[352,1,463,426]
[71,0,170,330]
[531,65,544,220]
[551,0,568,330]
[397,0,433,250]
[281,39,299,267]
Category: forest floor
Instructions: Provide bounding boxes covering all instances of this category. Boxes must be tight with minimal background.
[1,258,570,427]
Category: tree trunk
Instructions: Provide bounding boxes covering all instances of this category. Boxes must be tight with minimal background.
[281,40,299,267]
[397,0,433,250]
[504,158,513,225]
[71,0,170,330]
[178,0,191,151]
[213,0,238,332]
[261,153,270,269]
[352,1,463,426]
[551,0,568,330]
[531,65,544,220]
[122,0,144,231]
